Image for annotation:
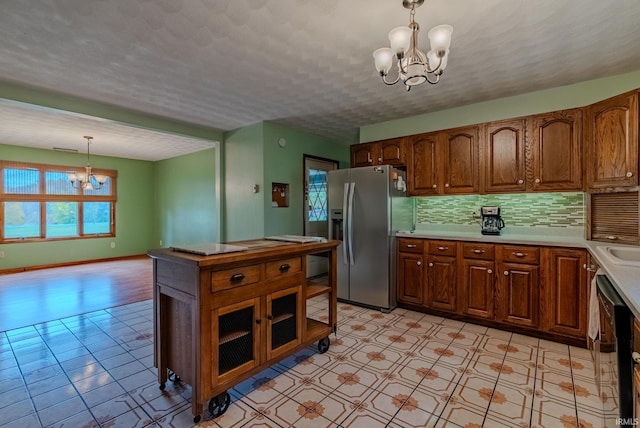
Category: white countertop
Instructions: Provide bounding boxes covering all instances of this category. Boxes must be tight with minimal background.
[397,225,640,319]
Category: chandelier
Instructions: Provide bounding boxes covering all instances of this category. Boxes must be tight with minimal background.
[373,0,453,90]
[66,136,108,191]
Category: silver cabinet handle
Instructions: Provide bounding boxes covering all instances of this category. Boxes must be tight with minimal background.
[518,179,524,184]
[627,171,634,178]
[487,269,493,274]
[428,262,434,267]
[444,183,450,188]
[432,184,437,189]
[534,178,541,183]
[607,236,617,240]
[437,246,448,251]
[513,252,525,257]
[406,244,417,248]
[367,153,372,163]
[378,157,382,162]
[417,261,422,266]
[473,249,484,254]
[504,271,509,276]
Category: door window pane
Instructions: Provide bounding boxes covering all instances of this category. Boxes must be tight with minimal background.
[308,169,328,222]
[83,202,111,234]
[4,202,40,238]
[46,202,78,237]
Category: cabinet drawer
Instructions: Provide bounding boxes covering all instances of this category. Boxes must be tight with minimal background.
[397,238,424,253]
[500,245,539,264]
[462,243,494,260]
[266,257,302,279]
[428,241,457,257]
[211,265,262,292]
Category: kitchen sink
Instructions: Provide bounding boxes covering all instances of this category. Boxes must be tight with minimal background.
[596,245,640,267]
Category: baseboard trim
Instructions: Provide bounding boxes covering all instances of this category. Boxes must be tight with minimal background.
[0,254,149,275]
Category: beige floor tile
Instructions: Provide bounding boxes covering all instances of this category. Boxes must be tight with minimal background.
[338,408,393,428]
[487,381,534,424]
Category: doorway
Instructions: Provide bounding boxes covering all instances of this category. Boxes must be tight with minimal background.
[303,155,338,277]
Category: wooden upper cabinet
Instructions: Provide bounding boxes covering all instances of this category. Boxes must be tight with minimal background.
[379,137,406,166]
[442,126,480,194]
[585,90,639,189]
[529,109,583,191]
[350,137,406,167]
[408,132,440,196]
[483,119,526,193]
[350,142,379,167]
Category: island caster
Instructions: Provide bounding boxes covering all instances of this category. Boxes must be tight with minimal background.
[193,414,201,424]
[167,370,181,383]
[317,337,330,354]
[208,391,231,419]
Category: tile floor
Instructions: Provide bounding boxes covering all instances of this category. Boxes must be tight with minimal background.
[0,299,612,428]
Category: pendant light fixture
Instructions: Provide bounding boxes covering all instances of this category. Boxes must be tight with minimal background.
[373,0,453,91]
[66,136,108,191]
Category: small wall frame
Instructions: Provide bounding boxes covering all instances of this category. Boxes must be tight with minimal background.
[271,182,289,207]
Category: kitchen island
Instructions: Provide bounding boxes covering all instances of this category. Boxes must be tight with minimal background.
[148,238,339,423]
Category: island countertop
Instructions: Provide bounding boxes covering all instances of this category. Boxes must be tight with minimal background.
[148,239,340,269]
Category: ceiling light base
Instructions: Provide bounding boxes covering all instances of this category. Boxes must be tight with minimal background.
[403,0,424,10]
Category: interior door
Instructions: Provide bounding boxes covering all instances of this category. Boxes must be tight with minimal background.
[304,156,338,278]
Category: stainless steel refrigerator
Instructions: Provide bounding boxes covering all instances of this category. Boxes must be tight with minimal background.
[328,165,412,312]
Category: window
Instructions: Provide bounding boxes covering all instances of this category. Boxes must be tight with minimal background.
[0,161,117,243]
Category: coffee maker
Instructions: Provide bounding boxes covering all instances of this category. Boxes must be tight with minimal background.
[480,206,505,235]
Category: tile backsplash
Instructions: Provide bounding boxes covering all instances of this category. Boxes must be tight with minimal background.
[414,192,584,228]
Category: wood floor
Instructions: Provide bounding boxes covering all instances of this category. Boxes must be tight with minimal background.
[0,256,152,332]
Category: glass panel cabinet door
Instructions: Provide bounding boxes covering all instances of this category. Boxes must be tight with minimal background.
[213,298,260,384]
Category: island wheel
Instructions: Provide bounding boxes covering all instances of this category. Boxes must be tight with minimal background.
[317,337,330,354]
[208,391,231,418]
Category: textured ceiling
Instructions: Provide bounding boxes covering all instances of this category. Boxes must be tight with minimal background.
[1,0,640,160]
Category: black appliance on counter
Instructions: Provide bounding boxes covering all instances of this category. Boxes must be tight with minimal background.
[594,275,632,424]
[480,206,505,235]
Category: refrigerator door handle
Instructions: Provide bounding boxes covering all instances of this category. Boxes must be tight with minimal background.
[347,181,355,265]
[342,182,349,265]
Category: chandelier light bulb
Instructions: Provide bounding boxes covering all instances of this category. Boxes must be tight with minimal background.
[373,48,394,74]
[427,24,453,55]
[388,26,412,56]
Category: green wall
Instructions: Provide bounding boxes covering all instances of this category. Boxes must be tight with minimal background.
[361,70,640,142]
[223,122,349,241]
[224,123,265,241]
[0,143,155,269]
[154,147,220,247]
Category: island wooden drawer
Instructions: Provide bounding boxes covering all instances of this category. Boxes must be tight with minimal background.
[211,265,262,292]
[500,245,539,264]
[266,257,302,279]
[397,238,424,253]
[429,241,457,257]
[462,243,495,260]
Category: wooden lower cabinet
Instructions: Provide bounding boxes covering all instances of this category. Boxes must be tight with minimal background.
[427,254,457,312]
[541,247,588,338]
[459,259,495,319]
[397,251,424,305]
[396,238,589,346]
[496,261,539,329]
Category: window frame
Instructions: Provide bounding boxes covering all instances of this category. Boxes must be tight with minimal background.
[0,160,117,243]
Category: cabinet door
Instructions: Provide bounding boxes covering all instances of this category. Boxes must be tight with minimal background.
[442,126,480,194]
[541,248,587,338]
[267,286,303,360]
[379,137,406,166]
[351,142,379,167]
[408,132,440,195]
[586,91,639,189]
[397,252,424,305]
[529,109,583,191]
[497,262,539,328]
[484,119,527,193]
[212,298,261,385]
[459,259,495,319]
[427,255,457,312]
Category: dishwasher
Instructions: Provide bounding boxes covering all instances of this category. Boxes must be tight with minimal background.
[595,275,633,423]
